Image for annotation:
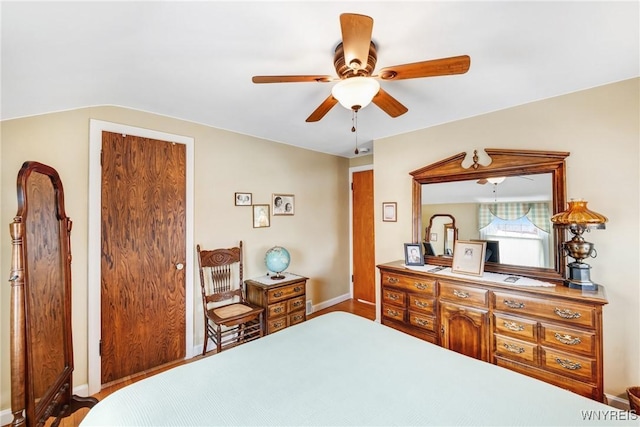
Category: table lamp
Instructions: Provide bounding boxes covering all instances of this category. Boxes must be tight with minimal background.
[550,200,607,291]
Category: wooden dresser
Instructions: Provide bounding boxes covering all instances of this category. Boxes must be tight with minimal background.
[378,260,608,401]
[245,274,308,334]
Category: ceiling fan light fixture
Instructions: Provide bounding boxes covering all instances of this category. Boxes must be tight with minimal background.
[487,176,506,185]
[331,77,380,111]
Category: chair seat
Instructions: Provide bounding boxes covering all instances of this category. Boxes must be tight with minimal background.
[213,303,253,319]
[208,303,263,326]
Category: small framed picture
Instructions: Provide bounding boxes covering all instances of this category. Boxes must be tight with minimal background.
[382,202,397,222]
[452,240,487,276]
[234,192,252,206]
[273,194,294,215]
[253,204,270,228]
[404,243,424,266]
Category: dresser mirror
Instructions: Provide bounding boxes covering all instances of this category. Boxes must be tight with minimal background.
[411,149,569,283]
[425,214,457,256]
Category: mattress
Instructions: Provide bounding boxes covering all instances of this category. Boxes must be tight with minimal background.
[80,312,636,426]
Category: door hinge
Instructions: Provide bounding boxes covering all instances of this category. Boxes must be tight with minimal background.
[351,274,354,282]
[100,150,103,166]
[99,339,102,356]
[351,182,353,190]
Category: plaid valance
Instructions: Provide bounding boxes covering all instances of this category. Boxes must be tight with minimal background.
[478,202,551,232]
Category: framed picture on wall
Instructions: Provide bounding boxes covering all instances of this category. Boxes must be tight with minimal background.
[253,204,270,228]
[382,202,397,222]
[234,192,252,206]
[452,240,487,276]
[273,194,294,215]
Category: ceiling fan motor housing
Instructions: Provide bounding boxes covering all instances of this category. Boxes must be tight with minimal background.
[334,42,378,78]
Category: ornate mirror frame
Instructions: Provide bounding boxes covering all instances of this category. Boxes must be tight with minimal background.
[411,149,569,283]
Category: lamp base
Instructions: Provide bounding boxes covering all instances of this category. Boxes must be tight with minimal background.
[565,262,598,291]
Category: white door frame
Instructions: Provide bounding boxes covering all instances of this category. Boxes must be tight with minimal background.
[87,120,195,395]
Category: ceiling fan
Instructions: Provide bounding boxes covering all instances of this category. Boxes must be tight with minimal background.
[477,176,534,185]
[252,13,471,122]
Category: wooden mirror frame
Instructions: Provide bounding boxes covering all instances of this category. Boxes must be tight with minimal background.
[411,149,569,284]
[9,161,97,426]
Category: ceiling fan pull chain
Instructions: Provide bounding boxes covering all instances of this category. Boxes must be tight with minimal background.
[352,109,359,154]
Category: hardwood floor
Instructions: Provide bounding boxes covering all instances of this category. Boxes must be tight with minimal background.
[42,299,375,427]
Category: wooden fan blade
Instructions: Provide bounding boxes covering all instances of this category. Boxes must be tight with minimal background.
[306,95,339,122]
[252,75,333,84]
[340,13,373,72]
[378,55,471,81]
[372,88,408,118]
[477,179,488,185]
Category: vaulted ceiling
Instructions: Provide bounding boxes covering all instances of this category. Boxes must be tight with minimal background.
[2,1,638,158]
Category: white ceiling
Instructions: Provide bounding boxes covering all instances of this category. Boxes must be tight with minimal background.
[2,1,638,158]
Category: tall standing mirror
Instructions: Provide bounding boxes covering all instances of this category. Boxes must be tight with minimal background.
[411,149,569,283]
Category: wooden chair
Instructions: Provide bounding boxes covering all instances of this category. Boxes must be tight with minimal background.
[9,161,98,426]
[197,242,264,354]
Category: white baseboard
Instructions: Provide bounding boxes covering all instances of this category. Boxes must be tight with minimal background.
[309,293,351,314]
[606,393,631,411]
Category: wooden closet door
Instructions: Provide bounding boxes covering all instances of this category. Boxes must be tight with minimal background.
[352,169,375,303]
[100,131,186,384]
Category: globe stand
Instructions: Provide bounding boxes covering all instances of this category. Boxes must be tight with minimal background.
[270,273,285,280]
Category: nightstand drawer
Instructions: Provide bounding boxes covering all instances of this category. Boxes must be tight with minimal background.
[288,296,306,313]
[494,313,536,340]
[494,335,537,363]
[267,317,288,334]
[288,310,305,326]
[267,282,305,303]
[540,323,595,356]
[382,272,435,296]
[267,302,287,318]
[439,280,488,308]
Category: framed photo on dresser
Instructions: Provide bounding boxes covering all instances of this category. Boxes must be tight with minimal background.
[451,240,486,276]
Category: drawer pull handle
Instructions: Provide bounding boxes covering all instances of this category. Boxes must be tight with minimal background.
[415,300,429,308]
[503,321,525,332]
[387,293,400,301]
[292,315,303,321]
[294,286,302,292]
[554,308,581,319]
[415,318,429,326]
[504,299,525,309]
[273,291,283,298]
[554,332,582,345]
[386,309,400,317]
[555,357,582,370]
[292,300,302,307]
[387,277,399,284]
[274,307,283,313]
[503,343,525,354]
[273,321,285,328]
[453,289,470,298]
[414,282,429,290]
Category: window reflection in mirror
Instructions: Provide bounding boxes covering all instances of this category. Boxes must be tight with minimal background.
[421,173,553,269]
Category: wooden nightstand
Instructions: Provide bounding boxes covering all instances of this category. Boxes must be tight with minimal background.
[245,273,308,334]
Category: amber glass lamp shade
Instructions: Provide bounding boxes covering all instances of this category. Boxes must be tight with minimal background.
[550,199,608,228]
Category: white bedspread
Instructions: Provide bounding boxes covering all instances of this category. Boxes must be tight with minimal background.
[81,312,637,426]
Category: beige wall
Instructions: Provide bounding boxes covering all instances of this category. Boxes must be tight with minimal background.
[0,107,351,410]
[374,78,640,399]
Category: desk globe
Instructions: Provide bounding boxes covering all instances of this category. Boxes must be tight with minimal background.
[265,246,290,279]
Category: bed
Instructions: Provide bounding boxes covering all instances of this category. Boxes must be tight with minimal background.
[81,312,635,426]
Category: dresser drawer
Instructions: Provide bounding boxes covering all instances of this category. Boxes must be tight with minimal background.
[540,323,595,356]
[288,310,305,326]
[267,281,305,303]
[493,292,596,328]
[267,301,287,318]
[494,335,537,363]
[287,296,306,313]
[409,312,436,332]
[382,304,405,322]
[267,317,288,334]
[408,295,434,315]
[541,347,595,381]
[382,272,435,296]
[494,313,536,341]
[383,288,406,307]
[439,280,488,308]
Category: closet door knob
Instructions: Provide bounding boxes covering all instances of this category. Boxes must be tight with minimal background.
[175,263,184,270]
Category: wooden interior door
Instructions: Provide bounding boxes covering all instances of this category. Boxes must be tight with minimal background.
[100,131,186,384]
[352,169,375,303]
